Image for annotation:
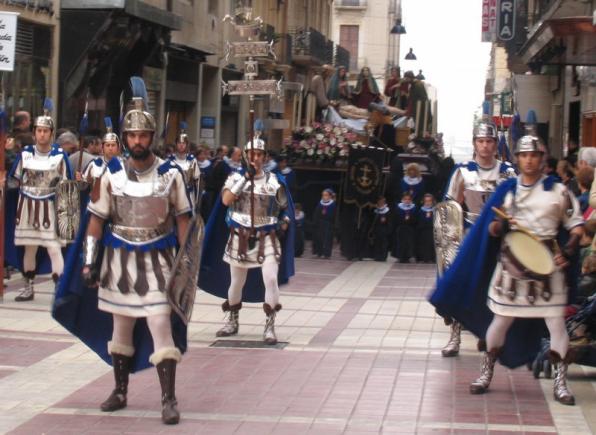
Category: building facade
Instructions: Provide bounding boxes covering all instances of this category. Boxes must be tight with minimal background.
[0,0,60,122]
[486,0,596,156]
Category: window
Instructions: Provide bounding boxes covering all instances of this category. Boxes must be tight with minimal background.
[340,25,359,71]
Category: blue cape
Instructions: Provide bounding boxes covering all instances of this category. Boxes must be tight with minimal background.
[51,158,188,373]
[5,145,73,273]
[430,177,564,368]
[199,171,295,302]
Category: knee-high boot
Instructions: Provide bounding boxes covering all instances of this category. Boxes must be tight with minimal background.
[263,303,282,345]
[216,300,241,337]
[150,347,182,425]
[441,321,462,357]
[15,271,35,302]
[470,348,500,394]
[550,350,575,406]
[101,342,134,412]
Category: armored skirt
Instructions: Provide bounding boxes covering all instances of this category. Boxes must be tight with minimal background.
[15,196,66,248]
[98,246,175,317]
[223,229,281,268]
[487,261,567,318]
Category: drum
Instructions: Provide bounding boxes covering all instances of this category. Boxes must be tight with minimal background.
[501,231,554,280]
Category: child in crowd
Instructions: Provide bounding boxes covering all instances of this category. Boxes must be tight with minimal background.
[369,196,393,262]
[393,192,417,263]
[294,203,305,258]
[313,188,336,258]
[416,193,436,263]
[401,163,425,204]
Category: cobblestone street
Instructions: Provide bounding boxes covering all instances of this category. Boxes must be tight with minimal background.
[1,252,595,434]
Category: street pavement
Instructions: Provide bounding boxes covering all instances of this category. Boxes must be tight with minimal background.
[0,248,595,434]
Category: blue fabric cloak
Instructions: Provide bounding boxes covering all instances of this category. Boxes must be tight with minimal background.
[51,158,189,373]
[199,171,295,303]
[430,177,562,369]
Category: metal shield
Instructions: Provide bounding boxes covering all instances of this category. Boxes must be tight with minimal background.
[166,214,204,324]
[55,180,81,242]
[433,200,464,276]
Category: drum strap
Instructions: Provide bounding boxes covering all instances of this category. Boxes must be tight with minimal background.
[43,199,50,229]
[16,194,24,225]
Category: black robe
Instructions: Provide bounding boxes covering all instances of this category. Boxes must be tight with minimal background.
[369,206,394,261]
[392,203,417,262]
[294,211,305,257]
[416,206,435,262]
[312,200,336,257]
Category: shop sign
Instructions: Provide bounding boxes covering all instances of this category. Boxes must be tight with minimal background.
[498,0,516,41]
[0,12,19,71]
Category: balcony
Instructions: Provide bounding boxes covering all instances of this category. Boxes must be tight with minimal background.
[335,0,367,10]
[289,27,333,66]
[334,44,350,69]
[3,0,54,14]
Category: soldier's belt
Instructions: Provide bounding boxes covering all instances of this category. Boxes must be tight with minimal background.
[110,224,172,244]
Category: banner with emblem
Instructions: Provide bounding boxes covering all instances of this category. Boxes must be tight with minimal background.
[344,147,385,209]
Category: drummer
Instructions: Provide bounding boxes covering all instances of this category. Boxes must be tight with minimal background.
[469,134,583,405]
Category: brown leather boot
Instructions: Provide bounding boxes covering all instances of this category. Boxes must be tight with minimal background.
[100,353,132,412]
[441,322,462,357]
[156,359,180,424]
[216,301,242,337]
[470,348,500,394]
[263,303,282,345]
[15,271,35,302]
[550,351,575,406]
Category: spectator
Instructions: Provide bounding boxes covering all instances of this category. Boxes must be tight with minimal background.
[543,157,559,178]
[576,166,594,213]
[577,147,596,169]
[557,160,580,196]
[12,110,34,147]
[70,135,100,175]
[56,131,79,156]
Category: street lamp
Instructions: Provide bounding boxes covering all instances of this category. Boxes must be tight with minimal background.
[390,19,406,35]
[405,48,416,60]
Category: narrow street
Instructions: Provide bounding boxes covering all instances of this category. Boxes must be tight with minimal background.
[1,251,595,434]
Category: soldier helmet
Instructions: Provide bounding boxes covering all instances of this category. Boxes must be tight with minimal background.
[177,121,189,145]
[121,77,156,134]
[102,116,121,147]
[245,137,266,151]
[472,120,498,140]
[514,135,545,155]
[33,98,55,131]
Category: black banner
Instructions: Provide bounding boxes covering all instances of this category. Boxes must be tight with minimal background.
[344,147,385,209]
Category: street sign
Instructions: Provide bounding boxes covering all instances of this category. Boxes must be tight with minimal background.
[497,0,516,41]
[0,11,19,71]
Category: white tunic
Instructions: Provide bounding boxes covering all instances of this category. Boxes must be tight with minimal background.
[12,144,71,248]
[88,157,192,317]
[488,176,583,318]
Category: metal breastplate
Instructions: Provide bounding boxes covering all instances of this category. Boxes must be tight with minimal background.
[229,176,281,228]
[462,171,498,225]
[108,163,176,244]
[21,167,62,198]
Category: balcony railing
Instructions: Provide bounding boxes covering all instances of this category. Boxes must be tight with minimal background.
[335,0,367,9]
[334,44,350,69]
[289,27,333,65]
[3,0,54,13]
